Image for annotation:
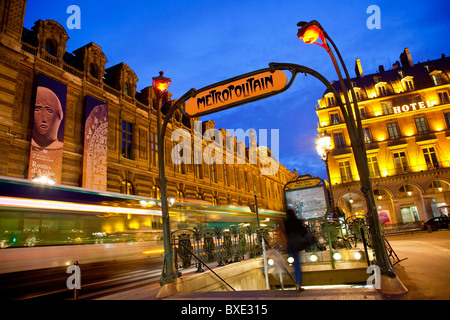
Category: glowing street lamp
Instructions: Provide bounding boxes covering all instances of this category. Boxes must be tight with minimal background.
[152,71,171,98]
[315,132,335,213]
[298,20,407,294]
[152,71,179,289]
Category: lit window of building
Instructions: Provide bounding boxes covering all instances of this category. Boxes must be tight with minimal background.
[387,122,400,139]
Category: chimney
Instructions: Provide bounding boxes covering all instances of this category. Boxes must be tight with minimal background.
[392,61,401,69]
[378,65,385,73]
[400,48,414,68]
[355,58,363,78]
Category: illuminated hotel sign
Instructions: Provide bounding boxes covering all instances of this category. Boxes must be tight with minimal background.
[184,70,287,117]
[392,100,437,114]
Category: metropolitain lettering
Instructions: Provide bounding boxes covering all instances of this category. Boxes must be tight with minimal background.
[196,75,275,109]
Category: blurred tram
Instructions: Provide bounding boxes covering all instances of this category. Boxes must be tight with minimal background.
[0,176,285,274]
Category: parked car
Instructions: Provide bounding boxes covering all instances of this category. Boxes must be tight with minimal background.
[423,216,450,231]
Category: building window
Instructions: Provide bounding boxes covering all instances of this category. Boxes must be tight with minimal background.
[45,39,57,56]
[363,127,372,143]
[382,102,393,115]
[423,147,439,169]
[393,151,409,174]
[414,117,429,135]
[125,83,131,96]
[378,85,387,97]
[339,160,352,183]
[333,132,346,148]
[330,113,340,125]
[359,108,366,119]
[327,96,335,107]
[367,156,381,178]
[386,122,400,139]
[150,132,158,166]
[431,73,443,86]
[438,92,449,104]
[403,79,414,91]
[121,180,134,195]
[444,112,450,128]
[121,121,134,160]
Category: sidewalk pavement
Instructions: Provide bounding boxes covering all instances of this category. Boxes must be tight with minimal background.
[95,283,382,300]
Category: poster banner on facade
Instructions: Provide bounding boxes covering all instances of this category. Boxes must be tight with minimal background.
[378,210,392,225]
[82,95,108,190]
[28,73,67,184]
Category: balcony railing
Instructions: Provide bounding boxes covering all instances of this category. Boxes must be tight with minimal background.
[330,161,449,185]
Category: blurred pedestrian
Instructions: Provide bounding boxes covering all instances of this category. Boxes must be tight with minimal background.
[284,208,308,292]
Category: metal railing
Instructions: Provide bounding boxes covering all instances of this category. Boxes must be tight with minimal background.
[171,226,273,273]
[171,216,374,273]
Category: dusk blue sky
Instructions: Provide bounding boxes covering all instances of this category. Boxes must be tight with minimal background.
[24,1,450,181]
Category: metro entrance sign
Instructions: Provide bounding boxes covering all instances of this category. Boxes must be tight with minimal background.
[183,69,287,117]
[158,62,349,292]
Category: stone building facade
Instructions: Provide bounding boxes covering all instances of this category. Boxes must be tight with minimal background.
[0,0,295,213]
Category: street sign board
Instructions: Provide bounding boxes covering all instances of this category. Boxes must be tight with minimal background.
[184,69,287,117]
[284,175,329,220]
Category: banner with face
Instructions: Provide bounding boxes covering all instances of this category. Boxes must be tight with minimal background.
[28,74,67,184]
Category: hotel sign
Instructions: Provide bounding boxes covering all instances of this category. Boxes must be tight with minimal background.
[184,70,288,117]
[392,100,437,114]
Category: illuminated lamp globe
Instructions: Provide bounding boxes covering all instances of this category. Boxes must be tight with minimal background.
[300,25,323,44]
[152,71,171,98]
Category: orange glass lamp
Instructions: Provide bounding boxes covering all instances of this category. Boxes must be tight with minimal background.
[297,21,329,50]
[152,71,171,98]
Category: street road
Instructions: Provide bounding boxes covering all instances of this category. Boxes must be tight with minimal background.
[384,230,450,300]
[0,257,164,300]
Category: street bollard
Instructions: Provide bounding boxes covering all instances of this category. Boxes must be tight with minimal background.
[427,225,432,233]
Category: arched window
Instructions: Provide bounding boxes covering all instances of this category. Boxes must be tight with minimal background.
[125,83,131,96]
[45,39,57,56]
[121,179,134,195]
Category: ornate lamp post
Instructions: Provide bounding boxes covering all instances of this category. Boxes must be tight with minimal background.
[152,71,179,290]
[297,20,407,293]
[315,132,335,214]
